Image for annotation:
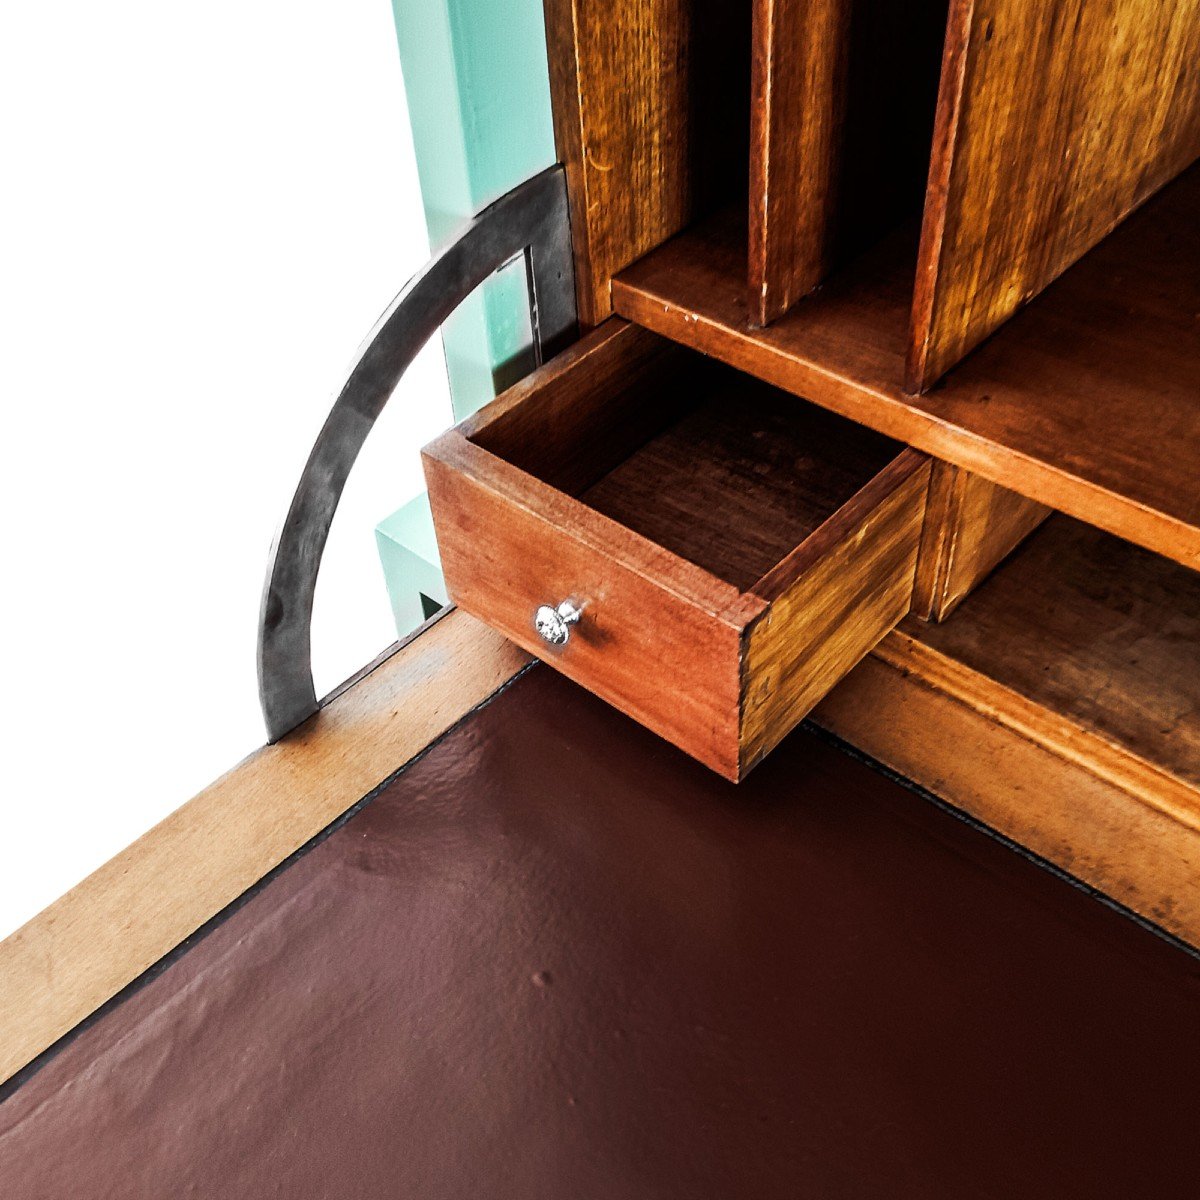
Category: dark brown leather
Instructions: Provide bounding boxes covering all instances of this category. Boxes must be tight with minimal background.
[3,666,1199,1198]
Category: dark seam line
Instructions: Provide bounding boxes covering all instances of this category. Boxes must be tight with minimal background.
[803,716,1200,966]
[0,659,538,1106]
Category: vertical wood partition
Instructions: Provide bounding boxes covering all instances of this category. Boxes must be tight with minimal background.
[749,0,849,325]
[545,0,751,327]
[908,0,1200,391]
[748,0,948,325]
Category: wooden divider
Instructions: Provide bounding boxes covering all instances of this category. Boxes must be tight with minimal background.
[749,0,946,325]
[913,465,1049,622]
[908,0,1200,391]
[544,0,751,327]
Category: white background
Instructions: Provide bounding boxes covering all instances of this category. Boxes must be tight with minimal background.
[0,0,452,938]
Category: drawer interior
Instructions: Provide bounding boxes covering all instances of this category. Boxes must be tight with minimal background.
[471,341,903,592]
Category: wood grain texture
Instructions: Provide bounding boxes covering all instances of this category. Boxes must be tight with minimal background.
[584,382,900,590]
[426,319,924,779]
[749,0,849,323]
[749,0,946,324]
[816,652,1200,948]
[424,433,754,780]
[468,320,694,493]
[741,452,929,772]
[819,512,1200,946]
[908,0,1200,390]
[611,164,1200,570]
[902,517,1200,797]
[0,610,530,1087]
[913,463,1050,621]
[544,0,751,326]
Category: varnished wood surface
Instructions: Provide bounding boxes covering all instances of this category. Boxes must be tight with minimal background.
[749,0,848,324]
[913,464,1050,621]
[544,0,750,325]
[742,454,929,772]
[904,517,1200,795]
[0,610,530,1088]
[425,320,925,780]
[424,432,752,780]
[821,512,1200,945]
[908,0,1200,390]
[612,164,1200,570]
[749,0,946,324]
[469,321,694,495]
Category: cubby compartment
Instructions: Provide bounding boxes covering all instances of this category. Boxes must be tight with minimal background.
[748,0,948,324]
[423,321,930,780]
[544,0,754,326]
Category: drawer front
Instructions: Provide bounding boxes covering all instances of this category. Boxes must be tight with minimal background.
[424,446,753,779]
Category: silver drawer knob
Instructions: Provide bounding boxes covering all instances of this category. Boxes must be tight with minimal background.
[534,599,582,646]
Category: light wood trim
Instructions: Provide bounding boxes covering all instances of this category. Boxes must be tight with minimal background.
[875,629,1200,836]
[0,610,529,1087]
[815,639,1200,948]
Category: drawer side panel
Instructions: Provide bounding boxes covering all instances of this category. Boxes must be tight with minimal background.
[741,458,930,774]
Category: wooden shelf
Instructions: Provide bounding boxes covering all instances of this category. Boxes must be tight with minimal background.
[818,513,1200,945]
[613,163,1200,572]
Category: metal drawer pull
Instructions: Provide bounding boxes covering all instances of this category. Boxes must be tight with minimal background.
[534,600,582,646]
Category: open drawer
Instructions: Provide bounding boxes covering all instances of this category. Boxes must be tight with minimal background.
[423,321,929,780]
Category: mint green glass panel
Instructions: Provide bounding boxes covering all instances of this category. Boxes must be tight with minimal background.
[378,0,556,637]
[391,0,557,417]
[375,493,448,634]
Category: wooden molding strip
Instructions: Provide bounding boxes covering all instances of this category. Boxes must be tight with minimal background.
[816,641,1200,948]
[0,610,529,1087]
[875,630,1200,840]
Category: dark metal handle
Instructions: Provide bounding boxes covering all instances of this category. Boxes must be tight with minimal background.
[257,166,576,742]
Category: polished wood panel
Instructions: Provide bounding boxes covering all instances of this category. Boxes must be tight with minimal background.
[424,432,753,780]
[817,652,1200,948]
[905,517,1200,794]
[749,0,848,324]
[544,0,751,326]
[819,513,1200,946]
[748,0,946,324]
[913,464,1050,621]
[742,452,929,772]
[0,610,530,1087]
[908,0,1200,390]
[425,320,926,780]
[612,163,1200,571]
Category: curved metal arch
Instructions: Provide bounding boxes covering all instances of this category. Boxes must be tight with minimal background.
[258,166,576,742]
